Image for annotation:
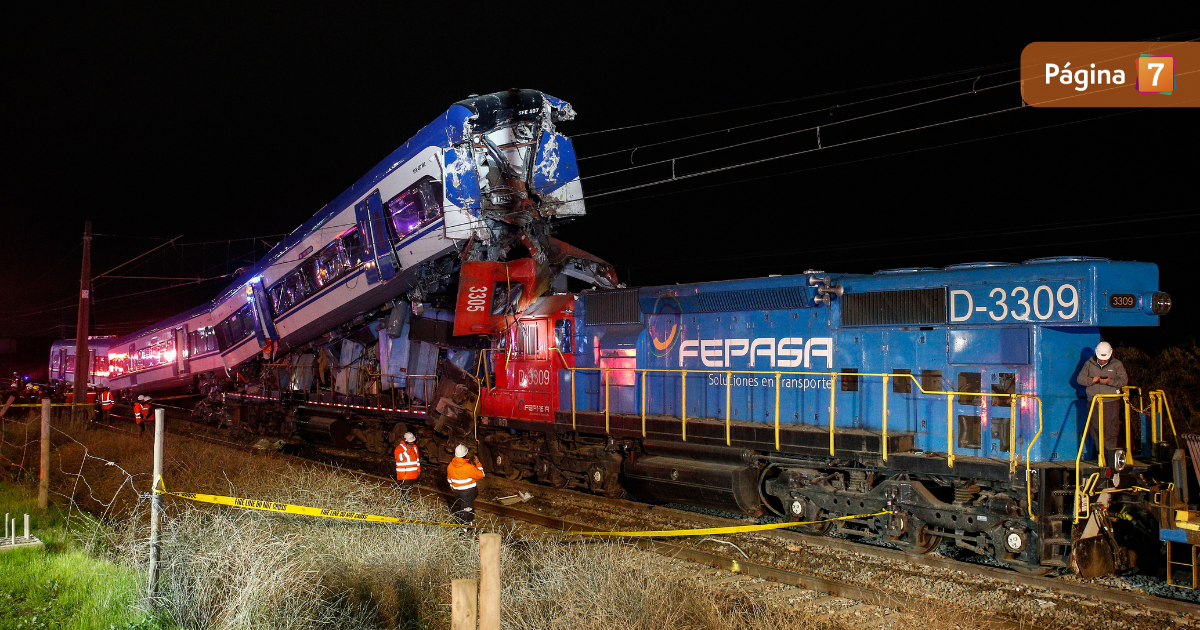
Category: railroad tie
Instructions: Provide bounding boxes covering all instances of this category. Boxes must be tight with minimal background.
[708,574,755,586]
[764,587,813,600]
[803,594,855,609]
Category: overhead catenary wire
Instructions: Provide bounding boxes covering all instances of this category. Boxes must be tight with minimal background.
[584,105,1159,211]
[581,79,1019,182]
[569,27,1200,140]
[578,70,1022,162]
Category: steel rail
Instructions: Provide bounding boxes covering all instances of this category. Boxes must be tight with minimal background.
[100,404,1200,618]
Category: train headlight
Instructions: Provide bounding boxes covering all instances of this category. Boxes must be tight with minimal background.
[1143,292,1171,315]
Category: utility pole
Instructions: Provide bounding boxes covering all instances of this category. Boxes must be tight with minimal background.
[72,221,92,426]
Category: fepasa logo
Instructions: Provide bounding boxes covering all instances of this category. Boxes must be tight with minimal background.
[680,337,833,369]
[649,294,682,357]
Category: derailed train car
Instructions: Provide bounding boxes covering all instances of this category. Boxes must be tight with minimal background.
[94,89,614,407]
[465,257,1184,576]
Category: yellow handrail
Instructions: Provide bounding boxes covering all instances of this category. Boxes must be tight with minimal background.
[946,393,955,468]
[828,377,836,456]
[1151,390,1180,447]
[641,370,647,438]
[725,371,732,446]
[881,375,889,462]
[556,366,1036,471]
[1073,392,1127,523]
[773,372,782,451]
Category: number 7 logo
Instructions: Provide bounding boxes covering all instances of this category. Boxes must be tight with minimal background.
[1137,54,1175,95]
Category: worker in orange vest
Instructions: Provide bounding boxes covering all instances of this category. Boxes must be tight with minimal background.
[134,395,147,436]
[85,386,98,421]
[446,444,484,524]
[394,432,420,485]
[142,395,156,438]
[99,388,114,423]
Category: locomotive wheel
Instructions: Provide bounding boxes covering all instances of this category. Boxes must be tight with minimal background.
[788,497,832,535]
[895,519,940,555]
[504,468,523,481]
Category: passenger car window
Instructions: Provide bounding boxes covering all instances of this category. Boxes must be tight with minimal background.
[385,176,444,240]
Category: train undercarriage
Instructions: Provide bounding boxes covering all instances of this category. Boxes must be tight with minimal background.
[190,361,1174,579]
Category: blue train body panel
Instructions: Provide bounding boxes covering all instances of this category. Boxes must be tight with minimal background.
[563,258,1165,464]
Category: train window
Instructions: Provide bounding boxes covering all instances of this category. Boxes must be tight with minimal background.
[840,368,859,392]
[515,322,540,357]
[554,319,573,353]
[65,355,76,372]
[991,372,1016,407]
[957,415,982,449]
[892,368,912,393]
[216,305,255,350]
[957,372,982,406]
[342,230,364,268]
[992,414,1011,452]
[386,176,444,241]
[920,369,942,393]
[313,241,347,288]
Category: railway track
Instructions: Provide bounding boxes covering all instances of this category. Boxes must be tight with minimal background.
[103,404,1199,628]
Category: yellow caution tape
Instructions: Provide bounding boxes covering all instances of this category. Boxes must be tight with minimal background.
[154,477,480,529]
[4,402,97,408]
[562,511,890,537]
[154,476,889,538]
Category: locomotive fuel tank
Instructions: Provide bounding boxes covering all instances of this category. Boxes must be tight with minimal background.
[622,443,762,515]
[296,414,351,445]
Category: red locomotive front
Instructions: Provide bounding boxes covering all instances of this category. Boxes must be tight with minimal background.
[480,295,575,425]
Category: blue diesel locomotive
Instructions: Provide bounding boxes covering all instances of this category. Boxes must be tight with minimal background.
[474,256,1180,575]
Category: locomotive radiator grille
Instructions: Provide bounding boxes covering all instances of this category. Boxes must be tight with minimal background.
[584,289,642,325]
[841,287,947,326]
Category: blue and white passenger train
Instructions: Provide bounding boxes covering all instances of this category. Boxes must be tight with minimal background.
[101,89,608,402]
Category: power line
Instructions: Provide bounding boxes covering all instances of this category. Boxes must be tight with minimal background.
[582,79,1018,182]
[578,71,1019,162]
[587,103,1028,199]
[584,105,1156,210]
[570,60,1020,138]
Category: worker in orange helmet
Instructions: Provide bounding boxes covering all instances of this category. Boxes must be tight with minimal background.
[134,395,147,436]
[394,432,421,486]
[446,444,484,524]
[99,387,114,423]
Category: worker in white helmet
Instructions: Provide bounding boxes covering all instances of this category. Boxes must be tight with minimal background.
[394,431,421,486]
[446,444,484,524]
[1076,341,1128,460]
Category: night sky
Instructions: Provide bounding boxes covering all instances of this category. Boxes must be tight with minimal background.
[2,5,1197,377]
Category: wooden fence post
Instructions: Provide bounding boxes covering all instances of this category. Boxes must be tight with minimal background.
[479,533,501,630]
[38,399,50,509]
[451,579,478,630]
[147,407,165,597]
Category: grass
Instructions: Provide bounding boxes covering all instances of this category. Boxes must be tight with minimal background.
[0,483,169,630]
[1,413,981,630]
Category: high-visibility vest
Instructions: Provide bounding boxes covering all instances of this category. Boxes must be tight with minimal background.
[100,391,114,410]
[134,403,145,423]
[394,442,420,481]
[86,391,97,403]
[447,457,484,491]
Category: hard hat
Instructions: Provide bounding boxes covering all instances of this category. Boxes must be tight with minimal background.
[403,432,416,443]
[454,444,469,458]
[138,395,147,401]
[1095,341,1113,361]
[144,396,152,402]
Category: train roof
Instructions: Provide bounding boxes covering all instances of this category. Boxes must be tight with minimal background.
[107,300,215,348]
[212,89,575,305]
